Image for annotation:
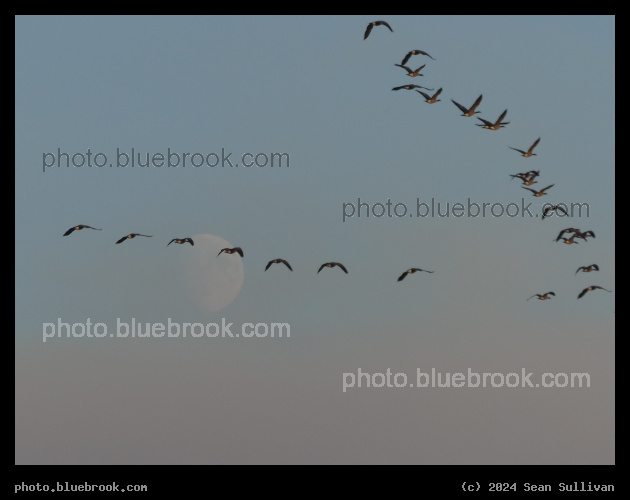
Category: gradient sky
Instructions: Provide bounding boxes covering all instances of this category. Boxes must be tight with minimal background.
[15,15,614,464]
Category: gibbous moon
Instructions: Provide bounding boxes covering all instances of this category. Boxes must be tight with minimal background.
[177,234,244,312]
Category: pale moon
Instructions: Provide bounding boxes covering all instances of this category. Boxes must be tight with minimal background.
[177,234,245,312]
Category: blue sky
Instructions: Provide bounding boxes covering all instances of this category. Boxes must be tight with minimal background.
[15,15,614,464]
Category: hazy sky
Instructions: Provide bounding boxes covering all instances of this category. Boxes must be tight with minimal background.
[15,15,614,464]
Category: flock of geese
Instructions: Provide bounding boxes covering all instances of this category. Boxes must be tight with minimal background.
[61,20,613,303]
[62,224,424,281]
[364,20,612,302]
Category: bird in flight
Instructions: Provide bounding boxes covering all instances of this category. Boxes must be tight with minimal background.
[575,264,600,274]
[317,262,348,274]
[392,84,433,91]
[527,292,555,301]
[63,225,102,236]
[509,138,541,157]
[521,172,540,186]
[510,173,530,182]
[578,285,612,299]
[451,95,483,117]
[522,184,554,197]
[555,228,584,242]
[397,268,434,281]
[416,88,443,103]
[167,238,194,246]
[560,234,580,245]
[400,50,436,65]
[364,21,393,40]
[510,170,540,185]
[476,109,509,130]
[394,63,426,77]
[217,247,243,257]
[116,233,152,244]
[542,204,568,220]
[265,259,292,271]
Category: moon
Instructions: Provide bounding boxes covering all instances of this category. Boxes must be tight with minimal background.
[177,233,244,312]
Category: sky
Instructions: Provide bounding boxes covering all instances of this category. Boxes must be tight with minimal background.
[15,15,614,465]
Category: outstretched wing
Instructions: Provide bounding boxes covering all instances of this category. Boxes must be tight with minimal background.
[495,109,508,124]
[395,64,412,73]
[116,236,127,244]
[281,259,293,271]
[451,99,468,114]
[509,147,526,155]
[317,263,327,274]
[379,21,393,32]
[335,263,348,274]
[397,272,408,282]
[529,137,541,153]
[469,94,483,112]
[364,23,374,40]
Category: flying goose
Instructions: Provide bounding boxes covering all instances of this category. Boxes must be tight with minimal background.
[575,264,599,274]
[451,94,483,117]
[522,184,554,197]
[555,228,583,242]
[217,247,243,257]
[415,88,443,103]
[578,285,612,299]
[527,292,555,301]
[476,109,509,130]
[397,268,434,281]
[63,225,102,236]
[116,233,152,244]
[394,63,426,77]
[265,259,292,271]
[509,138,541,157]
[317,262,348,274]
[510,170,540,185]
[167,238,194,246]
[542,204,568,220]
[400,49,436,65]
[392,84,433,91]
[364,21,393,40]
